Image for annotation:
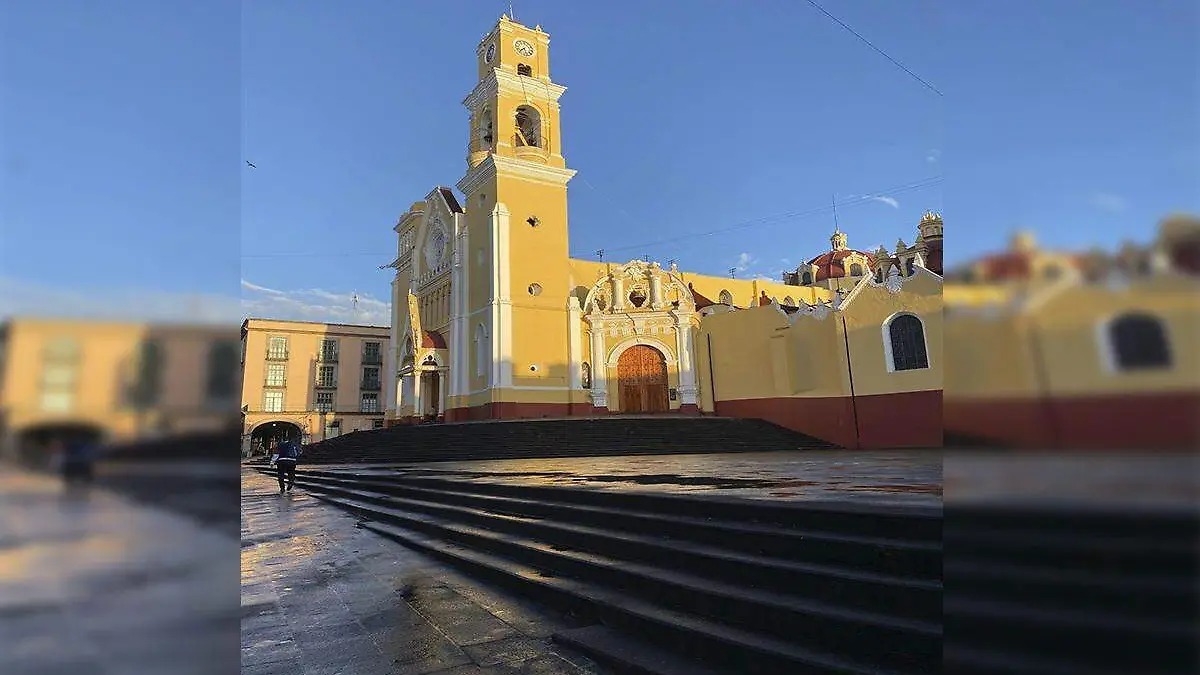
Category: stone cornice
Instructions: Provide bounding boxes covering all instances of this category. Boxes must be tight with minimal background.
[462,68,567,111]
[457,154,576,195]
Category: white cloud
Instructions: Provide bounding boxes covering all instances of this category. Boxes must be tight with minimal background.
[926,149,941,163]
[869,195,900,209]
[0,277,242,324]
[1089,192,1129,213]
[734,252,755,272]
[241,280,390,326]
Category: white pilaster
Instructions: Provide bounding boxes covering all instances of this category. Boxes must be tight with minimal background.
[490,202,514,389]
[567,296,582,390]
[649,271,663,309]
[412,373,423,418]
[587,316,608,407]
[674,314,699,405]
[611,276,626,311]
[439,371,448,416]
[449,215,467,400]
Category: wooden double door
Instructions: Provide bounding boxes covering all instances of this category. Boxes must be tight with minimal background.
[617,345,670,414]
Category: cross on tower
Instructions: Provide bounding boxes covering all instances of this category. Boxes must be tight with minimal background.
[729,268,737,278]
[595,249,605,261]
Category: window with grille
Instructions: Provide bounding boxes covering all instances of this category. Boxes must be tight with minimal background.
[362,366,380,389]
[315,392,334,412]
[886,314,929,372]
[267,336,288,359]
[320,338,338,362]
[263,390,284,412]
[317,365,337,387]
[207,341,239,402]
[1108,314,1171,371]
[266,363,286,387]
[372,419,385,429]
[361,393,379,413]
[363,341,382,363]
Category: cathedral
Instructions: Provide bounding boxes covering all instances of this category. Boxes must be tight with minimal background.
[385,15,944,449]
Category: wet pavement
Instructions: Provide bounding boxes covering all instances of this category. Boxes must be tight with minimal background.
[241,468,609,675]
[317,450,944,507]
[0,463,239,675]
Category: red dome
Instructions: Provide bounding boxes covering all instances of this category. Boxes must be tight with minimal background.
[806,249,874,282]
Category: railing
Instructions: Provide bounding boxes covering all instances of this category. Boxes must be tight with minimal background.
[317,351,338,363]
[263,378,286,388]
[362,352,383,365]
[360,379,381,391]
[266,350,289,361]
[314,380,338,389]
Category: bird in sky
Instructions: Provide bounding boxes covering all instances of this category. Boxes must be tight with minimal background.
[246,161,257,168]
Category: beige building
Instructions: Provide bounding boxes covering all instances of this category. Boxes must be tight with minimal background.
[239,318,391,453]
[0,317,240,462]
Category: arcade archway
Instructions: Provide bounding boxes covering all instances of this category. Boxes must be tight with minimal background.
[249,421,303,456]
[14,422,105,468]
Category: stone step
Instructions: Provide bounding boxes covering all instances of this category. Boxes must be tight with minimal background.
[552,625,727,675]
[297,416,838,464]
[285,471,941,581]
[311,488,941,668]
[356,518,917,675]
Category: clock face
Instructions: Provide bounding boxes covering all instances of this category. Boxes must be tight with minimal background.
[513,39,535,57]
[425,226,447,269]
[484,43,496,63]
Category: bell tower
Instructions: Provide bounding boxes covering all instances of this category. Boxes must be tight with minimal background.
[452,15,578,420]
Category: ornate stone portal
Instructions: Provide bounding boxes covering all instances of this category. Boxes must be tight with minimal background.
[582,260,699,413]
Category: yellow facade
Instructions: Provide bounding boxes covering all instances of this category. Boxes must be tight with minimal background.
[0,317,238,461]
[240,318,390,452]
[943,215,1200,449]
[383,15,944,447]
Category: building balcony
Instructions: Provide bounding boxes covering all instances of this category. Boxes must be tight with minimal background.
[314,381,338,389]
[360,379,381,391]
[317,353,339,363]
[362,353,383,365]
[264,379,286,388]
[266,350,289,361]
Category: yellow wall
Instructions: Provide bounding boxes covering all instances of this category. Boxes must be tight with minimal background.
[0,318,237,454]
[241,318,389,441]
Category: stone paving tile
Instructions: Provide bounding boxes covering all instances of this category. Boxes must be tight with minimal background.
[240,467,608,675]
[0,464,240,675]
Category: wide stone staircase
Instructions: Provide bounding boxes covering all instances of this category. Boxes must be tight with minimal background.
[265,465,942,674]
[292,416,839,465]
[944,502,1199,675]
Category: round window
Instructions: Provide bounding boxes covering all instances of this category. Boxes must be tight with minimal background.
[528,283,543,296]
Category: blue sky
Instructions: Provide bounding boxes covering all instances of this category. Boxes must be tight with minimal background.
[1,0,1195,323]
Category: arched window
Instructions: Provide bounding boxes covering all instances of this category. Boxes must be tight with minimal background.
[581,362,591,389]
[874,267,884,283]
[783,296,795,306]
[514,105,541,147]
[884,314,929,372]
[474,324,488,380]
[905,258,916,276]
[1106,314,1171,371]
[478,107,494,147]
[718,290,733,305]
[850,263,864,276]
[801,272,812,285]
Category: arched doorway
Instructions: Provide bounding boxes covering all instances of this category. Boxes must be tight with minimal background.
[14,422,104,468]
[617,345,669,414]
[250,421,302,456]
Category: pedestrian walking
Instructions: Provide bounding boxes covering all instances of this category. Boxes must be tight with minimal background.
[271,438,301,493]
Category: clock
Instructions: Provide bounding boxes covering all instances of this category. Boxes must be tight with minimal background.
[513,39,535,57]
[425,224,447,270]
[484,43,496,63]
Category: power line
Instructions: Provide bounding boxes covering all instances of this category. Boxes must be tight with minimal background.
[601,176,942,255]
[803,0,943,97]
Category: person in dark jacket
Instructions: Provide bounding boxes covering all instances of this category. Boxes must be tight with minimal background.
[273,438,301,493]
[61,438,96,485]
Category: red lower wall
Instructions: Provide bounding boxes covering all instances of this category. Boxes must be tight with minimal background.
[715,390,943,449]
[946,390,1200,450]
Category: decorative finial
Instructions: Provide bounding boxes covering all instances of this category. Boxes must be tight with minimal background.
[897,238,908,251]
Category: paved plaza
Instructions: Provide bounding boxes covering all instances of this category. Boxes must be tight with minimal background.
[241,468,608,675]
[0,464,239,675]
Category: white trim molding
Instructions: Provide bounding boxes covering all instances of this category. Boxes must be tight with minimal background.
[605,335,678,369]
